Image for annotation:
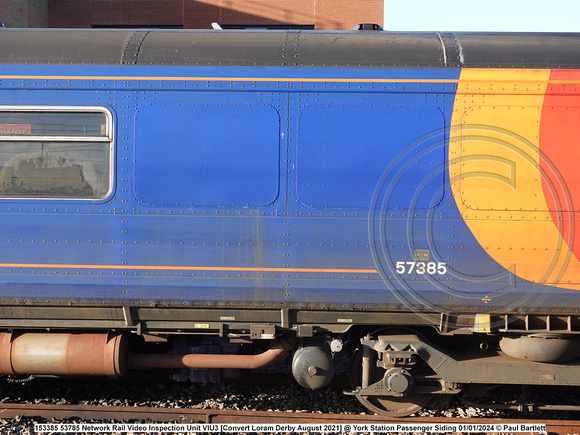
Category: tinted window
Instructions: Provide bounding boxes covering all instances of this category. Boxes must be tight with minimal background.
[0,108,112,199]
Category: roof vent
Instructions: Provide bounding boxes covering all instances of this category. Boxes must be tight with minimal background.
[352,23,383,31]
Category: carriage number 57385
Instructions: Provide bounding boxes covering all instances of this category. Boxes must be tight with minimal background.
[395,261,447,275]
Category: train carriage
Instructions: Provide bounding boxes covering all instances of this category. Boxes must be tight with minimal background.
[0,27,580,416]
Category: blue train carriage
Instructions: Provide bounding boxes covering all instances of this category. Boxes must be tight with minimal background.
[0,28,580,416]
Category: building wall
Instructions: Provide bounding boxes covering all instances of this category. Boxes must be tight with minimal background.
[48,0,383,30]
[0,0,48,27]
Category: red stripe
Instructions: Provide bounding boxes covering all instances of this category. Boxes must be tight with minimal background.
[540,70,580,261]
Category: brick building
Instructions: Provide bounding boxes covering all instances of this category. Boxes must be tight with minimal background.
[0,0,383,30]
[0,0,48,27]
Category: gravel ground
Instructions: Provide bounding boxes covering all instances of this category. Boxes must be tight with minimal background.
[0,375,579,434]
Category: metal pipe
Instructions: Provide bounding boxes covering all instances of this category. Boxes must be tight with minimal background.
[127,336,296,370]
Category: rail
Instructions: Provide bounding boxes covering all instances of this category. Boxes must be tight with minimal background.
[0,403,578,434]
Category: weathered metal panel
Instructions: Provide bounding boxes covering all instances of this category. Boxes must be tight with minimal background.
[134,100,280,207]
[456,32,580,68]
[1,29,580,68]
[0,29,129,64]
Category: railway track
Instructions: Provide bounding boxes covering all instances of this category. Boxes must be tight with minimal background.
[0,403,578,434]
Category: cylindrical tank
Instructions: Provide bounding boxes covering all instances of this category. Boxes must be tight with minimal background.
[0,332,127,376]
[500,335,580,363]
[292,346,335,390]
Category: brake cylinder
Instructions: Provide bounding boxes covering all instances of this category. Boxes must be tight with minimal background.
[0,332,127,376]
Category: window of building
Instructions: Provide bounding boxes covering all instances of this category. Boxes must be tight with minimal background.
[217,24,314,30]
[0,107,113,200]
[92,25,183,29]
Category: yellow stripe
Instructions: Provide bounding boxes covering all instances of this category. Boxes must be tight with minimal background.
[450,69,580,290]
[0,263,378,274]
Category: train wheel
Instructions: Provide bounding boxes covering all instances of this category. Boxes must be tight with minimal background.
[349,338,433,417]
[356,391,452,416]
[355,391,433,417]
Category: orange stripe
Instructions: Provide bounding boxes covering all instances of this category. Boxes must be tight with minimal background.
[3,74,580,85]
[0,263,378,274]
[4,74,580,96]
[0,75,458,83]
[3,75,580,84]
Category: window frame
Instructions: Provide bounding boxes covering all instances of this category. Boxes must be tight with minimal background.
[0,105,114,201]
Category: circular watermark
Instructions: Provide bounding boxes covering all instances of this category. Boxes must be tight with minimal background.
[368,123,575,326]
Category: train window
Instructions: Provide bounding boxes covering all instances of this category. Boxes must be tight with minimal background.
[0,107,113,200]
[0,111,107,137]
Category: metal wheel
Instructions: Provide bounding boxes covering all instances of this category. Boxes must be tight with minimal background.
[349,338,433,417]
[355,391,433,417]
